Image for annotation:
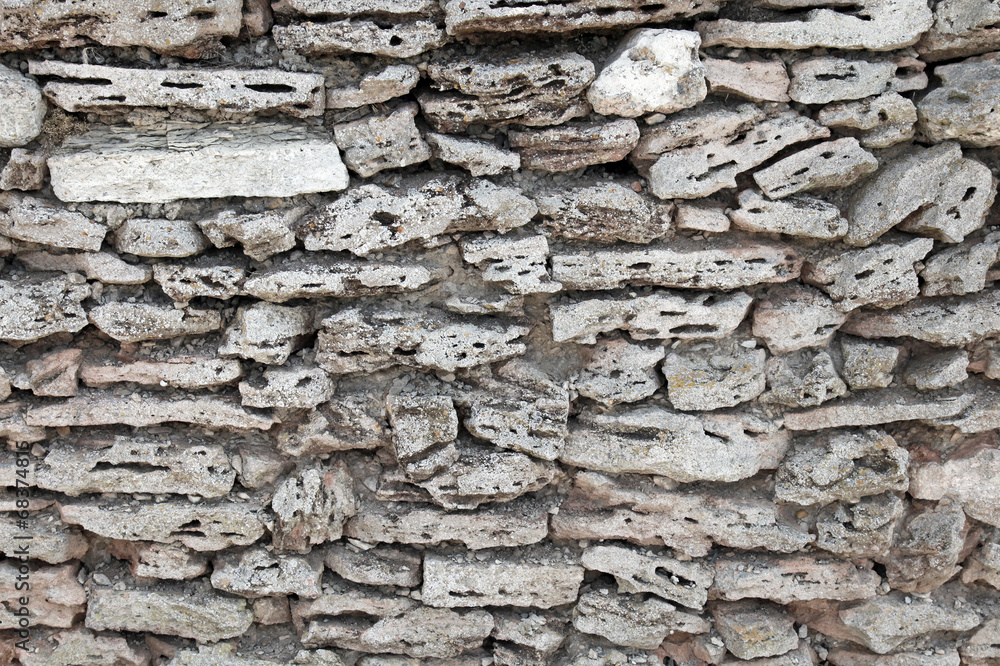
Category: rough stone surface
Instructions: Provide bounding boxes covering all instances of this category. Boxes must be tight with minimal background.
[0,274,90,343]
[219,302,315,365]
[918,52,1000,147]
[788,56,927,105]
[753,285,847,354]
[712,600,798,660]
[86,587,253,642]
[729,190,848,239]
[581,544,713,610]
[573,585,708,649]
[536,180,672,244]
[661,340,766,411]
[841,290,1000,346]
[334,103,430,177]
[509,119,640,172]
[0,193,108,251]
[0,64,46,148]
[818,91,918,148]
[703,57,790,102]
[425,133,520,176]
[712,553,880,604]
[89,303,221,342]
[271,462,357,552]
[752,138,878,199]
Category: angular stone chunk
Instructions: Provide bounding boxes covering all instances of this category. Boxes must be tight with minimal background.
[0,562,84,628]
[0,65,45,148]
[30,61,324,117]
[387,393,458,479]
[89,303,220,342]
[904,349,969,390]
[675,201,729,233]
[963,530,1000,589]
[0,508,88,564]
[0,274,90,343]
[425,133,520,176]
[345,496,549,550]
[552,290,752,344]
[0,193,107,251]
[17,628,150,666]
[760,350,847,408]
[86,587,252,642]
[333,103,430,177]
[788,56,926,104]
[16,347,81,398]
[49,122,349,204]
[535,181,672,244]
[461,235,560,294]
[662,340,766,411]
[152,258,246,304]
[842,290,1000,345]
[784,386,971,431]
[587,29,706,118]
[911,440,1000,527]
[644,110,830,199]
[423,546,583,609]
[573,338,665,406]
[198,208,302,262]
[919,52,1000,147]
[753,285,845,354]
[509,119,639,172]
[815,492,904,559]
[0,0,242,55]
[418,48,594,132]
[552,237,801,291]
[19,250,150,285]
[419,446,559,509]
[276,388,390,457]
[325,543,422,588]
[273,19,446,58]
[297,175,535,256]
[239,365,334,409]
[352,607,494,659]
[38,437,234,498]
[272,462,356,552]
[581,544,713,610]
[0,148,48,191]
[703,57,790,102]
[712,553,879,604]
[963,618,1000,664]
[211,547,323,599]
[920,229,1000,296]
[243,258,432,303]
[696,0,933,51]
[879,501,969,593]
[753,138,878,199]
[219,302,315,365]
[804,237,933,311]
[730,190,848,239]
[840,337,900,389]
[113,218,209,258]
[574,585,708,650]
[848,142,995,246]
[109,540,210,580]
[713,601,798,661]
[60,499,263,551]
[327,63,420,109]
[317,305,528,374]
[818,91,918,149]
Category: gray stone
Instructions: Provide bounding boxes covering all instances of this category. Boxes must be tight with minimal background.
[342,607,493,659]
[910,439,1000,526]
[49,122,349,203]
[86,587,252,642]
[729,190,848,239]
[271,462,356,552]
[239,365,335,409]
[581,544,713,610]
[30,60,324,117]
[841,290,1000,345]
[712,552,880,604]
[803,237,933,311]
[198,208,303,262]
[419,445,559,509]
[114,218,209,258]
[17,628,149,666]
[325,543,422,588]
[552,290,753,344]
[760,350,848,408]
[703,57,791,102]
[587,28,706,118]
[0,193,107,251]
[815,492,904,559]
[18,250,151,285]
[920,229,1000,296]
[275,389,390,456]
[296,174,535,256]
[333,103,430,177]
[461,234,560,294]
[219,302,315,365]
[834,593,981,654]
[878,501,969,594]
[425,133,520,176]
[782,387,970,431]
[422,545,583,609]
[788,56,927,104]
[752,138,878,199]
[0,65,45,148]
[326,63,420,109]
[841,336,901,389]
[573,585,708,650]
[0,274,89,343]
[243,258,433,303]
[675,201,730,232]
[386,394,458,479]
[712,600,798,661]
[847,142,995,246]
[752,285,846,354]
[273,19,446,58]
[0,148,48,190]
[509,119,639,172]
[89,303,220,342]
[535,181,673,244]
[903,349,969,390]
[0,509,87,564]
[919,52,1000,147]
[493,609,567,656]
[211,547,323,599]
[696,0,933,51]
[818,91,917,148]
[573,338,665,406]
[109,541,210,580]
[662,339,766,411]
[153,258,247,304]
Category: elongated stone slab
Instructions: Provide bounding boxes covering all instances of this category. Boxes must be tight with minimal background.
[243,259,433,302]
[49,122,349,203]
[26,393,274,430]
[88,303,221,342]
[86,587,252,642]
[841,290,1000,345]
[782,387,972,431]
[0,275,90,344]
[0,193,107,251]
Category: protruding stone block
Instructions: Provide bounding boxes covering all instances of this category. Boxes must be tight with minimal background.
[752,138,878,199]
[272,462,356,552]
[0,193,107,251]
[86,587,253,642]
[509,119,639,172]
[788,56,926,104]
[919,52,1000,147]
[729,190,848,239]
[818,91,917,148]
[662,340,766,411]
[0,275,90,344]
[0,65,45,148]
[536,181,672,244]
[461,235,560,294]
[333,103,430,177]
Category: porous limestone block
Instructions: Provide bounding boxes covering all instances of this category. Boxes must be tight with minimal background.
[0,511,88,564]
[919,52,1000,147]
[418,446,559,509]
[211,547,323,599]
[509,119,640,172]
[711,600,799,660]
[109,541,210,580]
[239,365,335,409]
[920,229,1000,296]
[19,250,150,284]
[815,492,904,559]
[425,133,520,176]
[760,350,848,408]
[0,274,90,344]
[818,91,917,148]
[729,190,848,239]
[153,258,247,303]
[675,201,730,232]
[0,562,84,628]
[325,543,422,588]
[573,585,709,649]
[781,387,971,431]
[573,338,665,406]
[910,442,1000,527]
[788,56,926,104]
[88,303,221,342]
[0,65,46,147]
[113,218,210,258]
[842,290,1000,346]
[752,285,846,354]
[242,258,433,303]
[703,57,790,102]
[0,193,107,251]
[536,181,673,244]
[86,587,253,642]
[0,148,48,190]
[198,208,303,261]
[219,302,315,365]
[333,103,431,177]
[327,63,420,109]
[17,628,149,666]
[661,340,766,411]
[711,552,880,604]
[25,393,274,430]
[903,349,969,390]
[271,463,356,552]
[386,393,458,470]
[273,19,447,58]
[581,544,713,610]
[752,138,878,199]
[461,234,560,294]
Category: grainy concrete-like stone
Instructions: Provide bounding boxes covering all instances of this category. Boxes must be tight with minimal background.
[920,229,1000,296]
[239,365,335,409]
[271,462,356,552]
[89,303,220,342]
[198,208,304,262]
[327,63,421,109]
[325,543,422,588]
[0,193,108,251]
[536,181,673,244]
[753,285,847,354]
[818,91,918,148]
[573,338,665,406]
[86,587,253,642]
[0,148,48,190]
[333,103,431,177]
[918,52,1000,147]
[703,57,790,102]
[712,553,881,604]
[113,218,209,258]
[0,65,46,148]
[581,544,713,610]
[840,336,901,389]
[243,258,433,303]
[910,440,1000,527]
[661,340,767,411]
[509,119,640,172]
[752,138,878,199]
[712,600,799,660]
[26,393,274,430]
[16,629,150,666]
[573,585,708,649]
[425,133,520,176]
[273,19,447,58]
[0,274,90,344]
[788,56,927,105]
[461,234,560,294]
[211,547,323,599]
[729,190,848,239]
[842,290,1000,345]
[782,387,971,431]
[219,302,315,365]
[760,350,848,408]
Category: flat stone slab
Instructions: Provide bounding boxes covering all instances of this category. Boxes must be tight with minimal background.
[0,275,90,344]
[712,553,881,604]
[26,393,274,430]
[86,587,252,642]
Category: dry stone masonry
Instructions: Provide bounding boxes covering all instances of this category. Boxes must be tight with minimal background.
[3,0,1000,664]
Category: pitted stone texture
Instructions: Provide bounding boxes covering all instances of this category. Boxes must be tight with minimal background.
[86,587,252,642]
[153,258,247,304]
[461,235,560,294]
[903,349,969,390]
[803,237,933,311]
[563,406,784,482]
[753,285,846,354]
[963,530,1000,589]
[916,0,1000,61]
[752,138,878,199]
[920,229,1000,296]
[878,501,969,594]
[16,628,150,666]
[0,193,107,251]
[0,274,90,343]
[662,340,766,411]
[587,28,706,118]
[325,543,422,588]
[49,122,349,204]
[696,0,933,51]
[296,175,535,256]
[573,585,708,650]
[38,437,234,498]
[239,365,335,409]
[703,57,791,102]
[910,441,1000,527]
[422,545,583,609]
[675,200,730,232]
[17,347,82,397]
[552,237,801,291]
[329,606,493,659]
[277,389,390,457]
[326,63,420,109]
[273,19,447,59]
[271,462,356,552]
[493,609,567,658]
[840,337,900,389]
[109,541,210,580]
[0,510,88,564]
[816,492,904,559]
[113,218,209,258]
[712,552,880,604]
[918,52,1000,147]
[18,250,151,285]
[847,142,996,246]
[317,304,528,374]
[712,600,798,661]
[0,562,84,629]
[0,148,48,190]
[419,445,559,509]
[788,56,927,104]
[387,394,458,479]
[418,48,594,132]
[729,190,848,239]
[782,387,970,431]
[198,208,303,262]
[819,91,918,150]
[59,499,264,551]
[219,302,315,365]
[89,303,220,342]
[243,258,432,303]
[573,338,665,406]
[0,65,45,148]
[425,133,521,176]
[963,619,1000,664]
[775,429,908,504]
[30,61,324,117]
[509,119,639,172]
[552,290,752,345]
[333,104,430,177]
[842,290,1000,346]
[581,544,713,610]
[211,547,323,599]
[760,350,848,408]
[536,181,672,244]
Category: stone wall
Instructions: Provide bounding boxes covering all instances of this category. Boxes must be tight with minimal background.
[2,0,1000,664]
